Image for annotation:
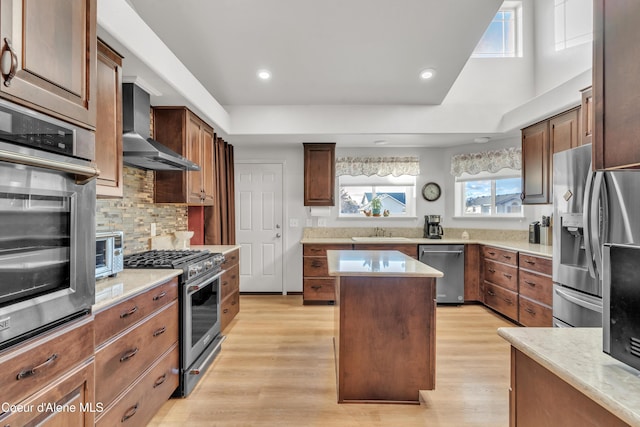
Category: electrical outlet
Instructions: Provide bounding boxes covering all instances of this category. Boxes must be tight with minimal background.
[305,218,313,227]
[318,218,327,227]
[150,223,157,237]
[289,218,299,228]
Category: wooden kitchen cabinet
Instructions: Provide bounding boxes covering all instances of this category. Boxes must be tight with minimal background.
[521,121,550,204]
[510,348,628,426]
[518,253,552,327]
[95,39,124,197]
[581,86,593,147]
[153,107,216,205]
[94,278,179,425]
[303,243,352,303]
[0,315,95,426]
[593,0,640,170]
[220,248,240,332]
[303,143,336,206]
[464,244,481,302]
[482,246,519,322]
[0,0,97,129]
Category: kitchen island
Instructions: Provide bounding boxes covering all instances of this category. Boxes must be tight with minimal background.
[327,249,443,404]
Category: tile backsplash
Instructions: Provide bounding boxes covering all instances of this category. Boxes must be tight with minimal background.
[96,166,188,254]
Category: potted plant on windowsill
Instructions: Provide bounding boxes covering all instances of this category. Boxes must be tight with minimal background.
[371,197,382,217]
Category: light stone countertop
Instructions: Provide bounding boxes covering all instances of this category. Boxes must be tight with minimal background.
[326,249,444,277]
[191,244,241,254]
[498,327,640,426]
[94,269,181,312]
[300,237,553,258]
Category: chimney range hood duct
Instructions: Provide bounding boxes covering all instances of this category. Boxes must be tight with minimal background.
[122,83,200,171]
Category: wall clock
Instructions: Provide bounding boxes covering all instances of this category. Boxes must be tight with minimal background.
[421,182,441,201]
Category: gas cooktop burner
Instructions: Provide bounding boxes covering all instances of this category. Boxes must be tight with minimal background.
[123,249,211,269]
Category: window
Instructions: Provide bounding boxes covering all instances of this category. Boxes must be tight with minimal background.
[554,0,592,51]
[339,174,416,218]
[455,169,522,217]
[472,1,522,58]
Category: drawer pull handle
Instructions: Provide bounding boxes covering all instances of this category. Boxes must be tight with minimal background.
[153,374,167,388]
[488,268,496,273]
[120,347,139,362]
[153,327,167,337]
[487,290,496,296]
[222,281,229,286]
[504,298,513,304]
[525,260,536,265]
[17,353,58,380]
[503,273,512,279]
[153,291,167,301]
[524,280,536,286]
[311,285,322,290]
[1,38,18,87]
[503,255,512,260]
[121,403,139,423]
[488,251,496,255]
[223,308,229,314]
[525,307,536,315]
[120,305,139,318]
[311,261,323,268]
[231,300,237,306]
[231,275,237,279]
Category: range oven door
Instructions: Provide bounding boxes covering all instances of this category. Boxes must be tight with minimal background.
[180,269,224,396]
[0,140,97,349]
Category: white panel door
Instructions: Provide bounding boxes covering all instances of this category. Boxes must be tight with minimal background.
[235,163,284,292]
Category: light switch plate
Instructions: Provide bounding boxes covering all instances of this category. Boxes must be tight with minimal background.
[318,218,327,227]
[289,218,299,227]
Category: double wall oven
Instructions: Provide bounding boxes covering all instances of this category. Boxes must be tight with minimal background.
[124,249,226,396]
[0,98,98,349]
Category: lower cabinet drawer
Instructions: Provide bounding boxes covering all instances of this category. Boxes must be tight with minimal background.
[221,264,240,300]
[303,257,329,276]
[484,282,518,321]
[519,269,553,306]
[519,297,552,327]
[303,278,336,301]
[484,259,518,291]
[221,291,240,332]
[96,344,179,427]
[95,301,179,407]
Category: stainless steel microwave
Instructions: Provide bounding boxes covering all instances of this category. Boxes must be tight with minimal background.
[603,243,640,372]
[96,231,124,279]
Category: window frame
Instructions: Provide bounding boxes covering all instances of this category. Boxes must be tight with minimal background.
[471,1,523,59]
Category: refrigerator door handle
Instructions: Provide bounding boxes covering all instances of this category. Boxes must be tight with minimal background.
[583,170,597,279]
[554,287,603,313]
[590,172,605,278]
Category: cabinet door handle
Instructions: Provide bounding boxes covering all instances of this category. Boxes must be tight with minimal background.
[524,280,536,286]
[121,403,139,423]
[120,347,139,362]
[153,373,167,388]
[1,38,18,87]
[153,326,167,337]
[120,305,139,318]
[153,291,167,301]
[503,273,512,279]
[16,353,58,380]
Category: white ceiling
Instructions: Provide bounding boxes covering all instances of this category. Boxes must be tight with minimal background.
[103,0,519,147]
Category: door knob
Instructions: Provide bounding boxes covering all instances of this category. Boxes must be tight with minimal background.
[276,233,281,238]
[276,224,281,229]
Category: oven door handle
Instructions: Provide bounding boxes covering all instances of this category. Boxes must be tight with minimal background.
[187,271,223,295]
[0,148,100,184]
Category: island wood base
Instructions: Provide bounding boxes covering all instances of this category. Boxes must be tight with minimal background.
[334,275,436,403]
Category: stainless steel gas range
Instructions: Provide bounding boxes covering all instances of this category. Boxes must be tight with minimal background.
[124,249,225,396]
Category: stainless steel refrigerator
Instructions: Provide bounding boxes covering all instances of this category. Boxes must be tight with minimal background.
[552,144,640,327]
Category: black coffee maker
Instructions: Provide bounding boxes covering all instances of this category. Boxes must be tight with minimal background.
[424,215,444,239]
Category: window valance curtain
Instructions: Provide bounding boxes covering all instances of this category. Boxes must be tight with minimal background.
[450,147,521,177]
[335,156,420,177]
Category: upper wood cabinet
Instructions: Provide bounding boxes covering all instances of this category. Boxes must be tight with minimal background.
[521,121,549,204]
[549,107,580,176]
[153,107,216,205]
[0,0,97,129]
[581,86,593,147]
[95,40,123,198]
[303,143,335,206]
[593,1,640,170]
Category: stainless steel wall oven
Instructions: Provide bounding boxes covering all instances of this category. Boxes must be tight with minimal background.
[0,98,98,350]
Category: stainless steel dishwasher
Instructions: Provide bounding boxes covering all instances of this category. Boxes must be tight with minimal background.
[419,245,465,304]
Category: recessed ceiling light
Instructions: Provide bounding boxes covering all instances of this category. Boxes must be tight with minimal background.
[373,140,388,145]
[257,70,271,80]
[419,69,436,80]
[474,137,491,143]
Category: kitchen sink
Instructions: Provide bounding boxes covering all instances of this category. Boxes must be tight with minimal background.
[351,236,411,242]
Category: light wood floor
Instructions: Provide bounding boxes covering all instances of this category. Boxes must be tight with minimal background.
[149,295,516,426]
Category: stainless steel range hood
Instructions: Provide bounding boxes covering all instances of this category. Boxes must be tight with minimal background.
[122,83,200,171]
